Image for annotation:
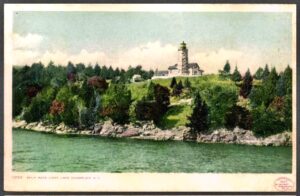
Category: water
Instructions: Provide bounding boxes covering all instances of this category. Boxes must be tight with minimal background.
[13,129,292,173]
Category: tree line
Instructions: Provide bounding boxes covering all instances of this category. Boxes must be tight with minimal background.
[13,60,292,137]
[188,61,292,136]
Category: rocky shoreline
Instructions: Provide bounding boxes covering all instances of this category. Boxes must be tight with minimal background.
[13,120,292,146]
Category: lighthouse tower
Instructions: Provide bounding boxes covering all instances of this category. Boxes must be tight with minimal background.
[178,41,189,75]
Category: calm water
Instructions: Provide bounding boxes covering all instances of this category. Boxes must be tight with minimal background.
[13,129,292,173]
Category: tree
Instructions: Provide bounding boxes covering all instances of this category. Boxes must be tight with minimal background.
[146,81,155,100]
[276,74,286,97]
[101,65,109,79]
[55,85,85,126]
[135,99,160,123]
[262,64,270,80]
[262,67,279,105]
[223,60,231,74]
[170,77,177,88]
[94,63,101,76]
[231,66,242,82]
[23,87,57,122]
[251,103,285,136]
[75,63,85,73]
[172,80,183,96]
[254,67,264,80]
[107,66,114,79]
[201,85,238,128]
[67,61,76,82]
[87,76,108,93]
[283,65,292,95]
[84,65,95,77]
[225,105,252,130]
[134,83,170,124]
[154,84,170,114]
[250,67,281,108]
[101,84,132,124]
[239,69,253,98]
[186,92,209,133]
[183,78,191,89]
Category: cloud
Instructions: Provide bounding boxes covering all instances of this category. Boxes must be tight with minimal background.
[13,49,40,65]
[39,49,107,66]
[190,48,245,74]
[13,33,43,50]
[13,39,179,70]
[12,35,289,74]
[115,41,178,70]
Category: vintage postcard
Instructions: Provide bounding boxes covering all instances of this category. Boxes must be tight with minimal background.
[4,4,297,192]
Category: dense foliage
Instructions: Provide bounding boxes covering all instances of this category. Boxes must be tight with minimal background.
[13,61,292,137]
[249,66,292,136]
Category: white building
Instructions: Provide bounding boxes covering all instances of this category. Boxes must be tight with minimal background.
[131,74,143,82]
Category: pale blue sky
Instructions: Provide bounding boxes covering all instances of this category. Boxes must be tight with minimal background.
[13,11,292,73]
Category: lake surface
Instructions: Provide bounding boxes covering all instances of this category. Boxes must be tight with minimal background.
[13,129,292,173]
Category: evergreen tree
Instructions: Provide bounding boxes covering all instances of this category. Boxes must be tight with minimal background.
[101,65,108,79]
[170,77,177,88]
[108,66,114,79]
[183,78,191,89]
[262,67,279,106]
[223,60,231,74]
[262,64,270,80]
[84,65,95,77]
[154,84,170,113]
[172,80,183,96]
[186,93,209,133]
[75,63,85,73]
[276,74,286,97]
[283,65,292,95]
[239,69,253,98]
[94,63,101,76]
[254,67,264,80]
[231,66,242,82]
[66,61,76,82]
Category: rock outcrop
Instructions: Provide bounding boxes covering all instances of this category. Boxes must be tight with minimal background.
[12,120,292,146]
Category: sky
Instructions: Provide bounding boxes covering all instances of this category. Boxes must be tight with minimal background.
[12,11,292,74]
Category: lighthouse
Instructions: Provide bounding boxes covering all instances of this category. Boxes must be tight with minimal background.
[178,41,189,75]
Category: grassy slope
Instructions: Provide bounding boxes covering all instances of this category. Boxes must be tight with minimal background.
[128,74,241,129]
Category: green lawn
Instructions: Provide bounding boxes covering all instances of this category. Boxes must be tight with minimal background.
[127,74,239,129]
[158,104,192,129]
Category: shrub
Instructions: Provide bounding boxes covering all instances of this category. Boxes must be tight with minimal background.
[225,105,252,130]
